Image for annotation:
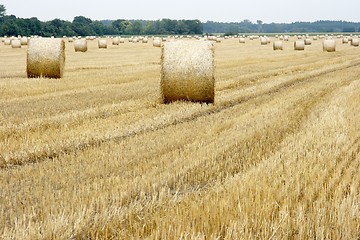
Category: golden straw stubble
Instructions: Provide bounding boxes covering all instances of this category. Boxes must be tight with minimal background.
[27,38,65,78]
[161,40,215,103]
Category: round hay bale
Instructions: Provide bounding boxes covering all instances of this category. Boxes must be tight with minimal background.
[304,38,312,45]
[342,38,349,44]
[153,38,162,47]
[323,39,336,52]
[351,38,359,47]
[68,37,74,43]
[74,39,87,52]
[142,38,148,43]
[98,39,107,48]
[239,37,245,43]
[260,37,267,45]
[161,40,215,103]
[112,37,120,45]
[119,38,125,43]
[4,38,11,45]
[284,35,289,41]
[11,39,21,48]
[27,38,65,78]
[273,40,283,50]
[294,40,305,50]
[20,37,28,45]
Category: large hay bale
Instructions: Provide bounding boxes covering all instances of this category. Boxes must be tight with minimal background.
[161,40,215,103]
[74,39,87,52]
[98,39,107,48]
[27,38,65,78]
[342,37,349,44]
[273,40,283,50]
[294,40,305,50]
[11,39,21,48]
[323,39,336,52]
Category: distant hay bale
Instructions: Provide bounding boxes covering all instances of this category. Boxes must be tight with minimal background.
[304,38,312,45]
[273,40,283,50]
[68,37,74,43]
[74,39,88,52]
[260,37,267,45]
[27,38,65,78]
[112,37,120,45]
[20,37,28,45]
[153,38,162,47]
[216,37,221,43]
[119,38,125,43]
[351,38,359,47]
[342,38,349,44]
[11,39,21,48]
[161,40,215,103]
[142,38,148,43]
[323,39,336,52]
[239,37,245,43]
[294,40,305,50]
[98,39,107,48]
[284,35,289,41]
[4,38,11,45]
[313,36,318,40]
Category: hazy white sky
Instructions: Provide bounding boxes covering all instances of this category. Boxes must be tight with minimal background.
[1,0,359,23]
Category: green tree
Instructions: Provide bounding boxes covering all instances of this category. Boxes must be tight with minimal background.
[0,4,6,18]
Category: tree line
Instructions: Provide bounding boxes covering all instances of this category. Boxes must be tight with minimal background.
[204,20,360,34]
[0,8,203,37]
[1,4,359,37]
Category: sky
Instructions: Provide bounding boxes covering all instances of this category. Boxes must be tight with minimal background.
[1,0,360,23]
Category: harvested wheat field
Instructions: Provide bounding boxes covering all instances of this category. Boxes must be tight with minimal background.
[0,37,359,239]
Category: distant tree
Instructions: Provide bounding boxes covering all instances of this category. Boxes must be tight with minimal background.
[0,4,6,18]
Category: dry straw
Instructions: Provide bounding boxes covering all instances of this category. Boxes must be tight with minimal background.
[273,41,283,50]
[161,40,215,103]
[98,39,107,48]
[74,39,88,52]
[323,39,336,52]
[294,40,305,50]
[11,39,21,48]
[27,38,65,78]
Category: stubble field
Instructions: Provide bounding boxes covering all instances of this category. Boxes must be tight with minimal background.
[0,36,359,239]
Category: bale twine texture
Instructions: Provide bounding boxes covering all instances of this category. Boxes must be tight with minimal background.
[161,40,215,103]
[27,38,65,78]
